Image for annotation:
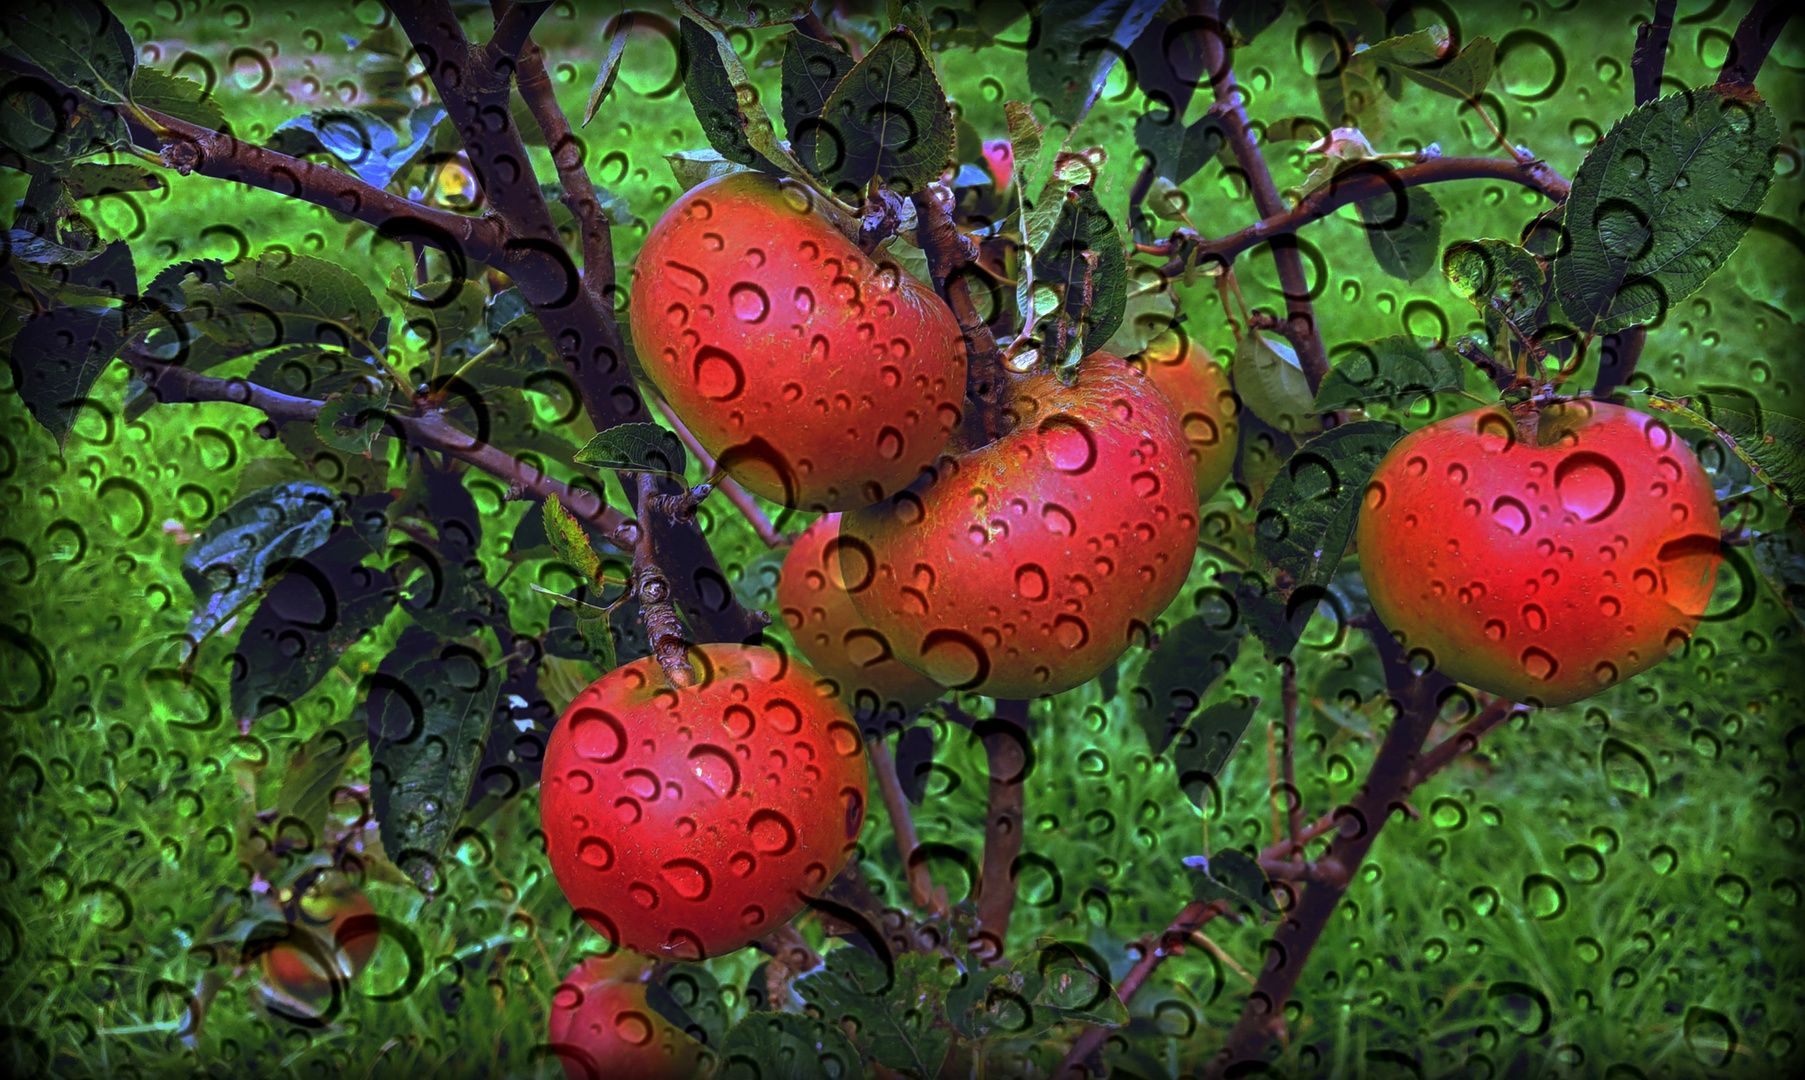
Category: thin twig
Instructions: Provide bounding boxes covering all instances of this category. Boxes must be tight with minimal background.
[911,186,1012,445]
[127,347,635,547]
[973,700,1029,965]
[1280,662,1301,852]
[1631,0,1679,105]
[634,472,696,688]
[1150,155,1570,282]
[652,397,787,548]
[1190,0,1329,390]
[1053,900,1232,1079]
[1718,0,1793,89]
[867,734,944,916]
[1406,696,1524,790]
[514,40,618,307]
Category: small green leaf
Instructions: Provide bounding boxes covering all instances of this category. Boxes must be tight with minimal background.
[1172,697,1259,812]
[1186,847,1280,914]
[665,147,754,190]
[1131,602,1247,754]
[275,717,365,838]
[573,422,688,478]
[61,162,162,199]
[1032,185,1127,355]
[1393,34,1497,103]
[582,14,633,127]
[801,26,953,200]
[1314,335,1467,412]
[1357,184,1441,281]
[1004,100,1044,192]
[780,29,857,145]
[682,0,812,27]
[1249,421,1407,654]
[130,67,224,130]
[1234,331,1318,433]
[0,75,130,164]
[717,1012,863,1080]
[1027,0,1165,128]
[796,949,955,1078]
[181,482,338,645]
[314,374,390,454]
[1557,84,1779,334]
[366,626,503,891]
[543,496,604,587]
[3,0,136,104]
[644,963,731,1048]
[677,14,784,173]
[1316,52,1394,139]
[1644,393,1805,526]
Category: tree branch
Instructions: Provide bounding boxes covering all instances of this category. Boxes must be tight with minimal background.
[0,55,504,264]
[1053,900,1233,1079]
[634,472,697,688]
[1406,696,1524,790]
[1593,323,1647,398]
[1632,0,1679,105]
[126,348,635,548]
[652,397,787,549]
[1280,662,1302,853]
[1207,617,1453,1076]
[1191,0,1328,390]
[973,699,1029,965]
[1718,0,1793,89]
[514,36,618,307]
[911,186,1011,445]
[1152,155,1571,281]
[483,0,553,63]
[868,733,943,916]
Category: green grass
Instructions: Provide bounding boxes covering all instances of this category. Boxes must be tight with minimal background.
[4,2,1804,1078]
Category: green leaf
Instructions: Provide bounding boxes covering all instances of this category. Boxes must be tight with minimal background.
[0,81,129,165]
[1557,84,1780,335]
[1749,529,1805,629]
[1186,847,1280,914]
[1314,335,1467,412]
[389,272,486,358]
[573,422,688,478]
[130,67,224,131]
[1249,421,1407,654]
[1234,331,1317,433]
[1027,0,1165,128]
[802,27,953,199]
[1004,100,1044,192]
[796,949,955,1078]
[682,0,812,27]
[365,626,503,891]
[581,14,632,127]
[781,29,856,145]
[266,106,443,191]
[181,481,338,645]
[10,302,128,446]
[543,496,604,587]
[1031,185,1127,355]
[1442,238,1557,358]
[171,252,388,366]
[1393,34,1498,103]
[678,15,784,173]
[62,162,162,199]
[1316,52,1396,139]
[947,941,1127,1040]
[1357,184,1441,281]
[1171,697,1259,813]
[665,147,754,191]
[1643,392,1805,526]
[1223,0,1286,45]
[314,374,391,454]
[274,718,366,840]
[718,1012,863,1080]
[3,0,136,104]
[644,963,732,1048]
[1131,604,1247,754]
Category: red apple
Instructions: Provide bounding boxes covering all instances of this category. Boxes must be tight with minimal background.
[1358,400,1722,707]
[259,874,379,1002]
[839,352,1201,699]
[547,953,705,1080]
[1128,326,1239,501]
[630,171,966,511]
[540,644,868,960]
[778,512,945,731]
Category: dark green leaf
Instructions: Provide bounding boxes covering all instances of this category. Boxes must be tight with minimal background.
[680,16,783,173]
[1357,184,1441,281]
[182,482,338,644]
[1027,0,1165,128]
[1308,0,1386,46]
[666,147,754,190]
[1314,335,1466,412]
[266,106,442,191]
[274,718,366,842]
[1393,34,1497,102]
[718,1012,863,1080]
[1186,847,1280,914]
[391,272,486,358]
[947,941,1127,1040]
[365,625,503,890]
[1171,697,1259,813]
[683,0,812,27]
[141,258,227,311]
[1032,185,1127,355]
[1249,421,1406,654]
[62,162,162,198]
[796,948,955,1078]
[1749,529,1805,629]
[802,27,953,199]
[1132,606,1247,754]
[1234,331,1316,433]
[10,302,127,445]
[169,253,387,369]
[1222,0,1286,44]
[573,422,688,478]
[581,14,632,127]
[3,0,136,104]
[1443,238,1553,355]
[645,963,732,1048]
[314,374,391,454]
[781,30,857,144]
[0,74,130,164]
[1557,84,1779,334]
[130,67,224,130]
[1644,392,1805,525]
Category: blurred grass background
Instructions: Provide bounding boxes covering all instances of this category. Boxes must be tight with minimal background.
[2,1,1803,1077]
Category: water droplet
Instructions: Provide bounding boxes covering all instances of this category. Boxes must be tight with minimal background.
[1563,844,1604,884]
[1039,416,1098,473]
[1430,797,1468,830]
[661,858,712,901]
[1042,503,1076,536]
[1484,619,1507,641]
[1685,1007,1739,1067]
[628,882,659,908]
[570,710,626,763]
[1553,451,1625,522]
[729,282,770,323]
[749,809,798,854]
[688,745,740,799]
[1469,885,1500,916]
[1365,481,1387,509]
[875,426,904,461]
[764,699,802,735]
[615,1011,654,1045]
[1491,496,1531,535]
[1520,647,1558,681]
[1521,603,1547,632]
[1054,615,1090,651]
[577,837,613,870]
[693,346,745,401]
[1649,843,1678,875]
[1015,563,1049,601]
[1131,471,1160,498]
[730,852,755,876]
